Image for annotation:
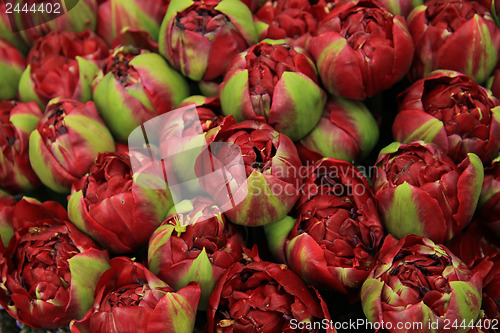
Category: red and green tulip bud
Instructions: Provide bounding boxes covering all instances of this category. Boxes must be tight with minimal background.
[157,99,224,196]
[29,99,115,193]
[377,0,423,17]
[373,141,484,243]
[206,247,335,333]
[309,0,414,100]
[285,158,384,294]
[297,96,379,164]
[18,31,109,109]
[68,152,174,254]
[0,198,110,329]
[0,100,42,193]
[159,0,258,81]
[0,38,25,99]
[70,257,200,333]
[93,45,190,142]
[361,235,483,333]
[148,197,243,310]
[477,155,500,238]
[393,70,500,165]
[407,0,500,84]
[220,40,326,141]
[96,0,169,45]
[196,119,303,226]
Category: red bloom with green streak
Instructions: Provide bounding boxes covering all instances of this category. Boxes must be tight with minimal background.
[70,257,200,333]
[197,118,303,226]
[393,71,500,164]
[0,38,25,100]
[220,40,326,141]
[407,0,500,84]
[148,197,243,310]
[309,0,413,100]
[477,156,500,238]
[19,30,109,109]
[297,96,379,164]
[159,0,258,81]
[0,100,42,194]
[68,152,174,254]
[29,99,115,193]
[93,45,190,142]
[0,198,110,329]
[361,235,483,333]
[96,0,169,45]
[284,158,384,294]
[373,141,484,243]
[206,247,335,333]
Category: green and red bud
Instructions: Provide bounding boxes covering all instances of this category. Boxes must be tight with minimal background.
[297,96,379,164]
[393,70,500,165]
[68,152,174,254]
[196,119,304,226]
[148,197,243,310]
[361,235,483,333]
[373,141,484,243]
[220,39,326,141]
[70,257,200,333]
[0,198,110,329]
[407,0,500,84]
[93,45,190,142]
[29,98,115,193]
[159,0,258,81]
[309,0,414,100]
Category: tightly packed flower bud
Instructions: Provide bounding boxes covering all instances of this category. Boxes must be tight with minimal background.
[93,45,190,142]
[70,257,200,333]
[220,40,326,141]
[373,141,484,243]
[284,158,384,294]
[393,71,500,164]
[206,247,335,333]
[68,152,174,254]
[148,197,243,310]
[297,96,379,164]
[196,118,303,226]
[19,30,109,109]
[159,0,258,81]
[407,0,500,83]
[0,198,110,329]
[0,100,42,193]
[361,235,483,333]
[309,0,414,100]
[29,99,115,193]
